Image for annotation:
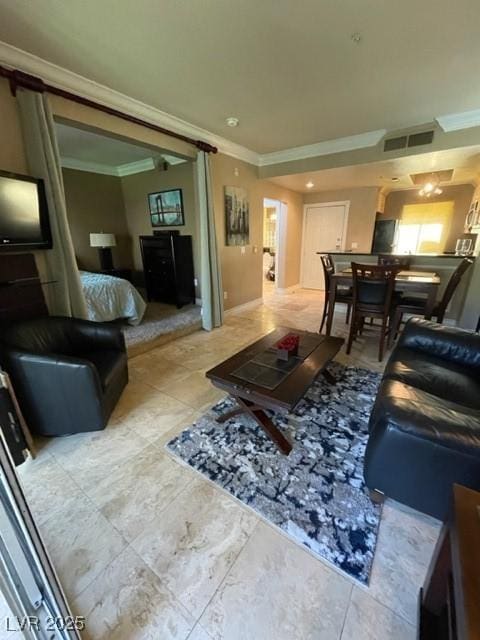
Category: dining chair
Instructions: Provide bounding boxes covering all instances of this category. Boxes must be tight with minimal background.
[319,254,352,333]
[377,255,411,269]
[390,257,474,343]
[346,262,398,361]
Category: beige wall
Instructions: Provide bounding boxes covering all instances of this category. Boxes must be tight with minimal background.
[0,78,50,280]
[210,153,304,308]
[257,182,303,289]
[303,187,379,253]
[120,162,200,293]
[0,79,28,174]
[62,168,133,271]
[383,184,474,252]
[210,154,262,309]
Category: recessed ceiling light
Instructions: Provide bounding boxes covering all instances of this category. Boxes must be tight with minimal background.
[306,181,314,189]
[391,177,400,182]
[226,117,239,127]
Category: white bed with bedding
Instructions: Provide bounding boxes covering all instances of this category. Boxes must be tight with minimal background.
[80,271,146,326]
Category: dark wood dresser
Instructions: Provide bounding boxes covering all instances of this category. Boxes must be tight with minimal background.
[139,234,195,308]
[419,484,480,640]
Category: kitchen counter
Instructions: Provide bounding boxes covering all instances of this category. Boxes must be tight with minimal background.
[322,252,475,259]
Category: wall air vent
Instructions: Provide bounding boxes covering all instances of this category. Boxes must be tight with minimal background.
[408,130,434,147]
[384,136,407,152]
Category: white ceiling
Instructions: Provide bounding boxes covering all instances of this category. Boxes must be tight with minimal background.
[1,0,480,154]
[55,123,185,175]
[269,146,480,193]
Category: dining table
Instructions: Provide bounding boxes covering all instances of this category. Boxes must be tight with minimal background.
[326,268,441,336]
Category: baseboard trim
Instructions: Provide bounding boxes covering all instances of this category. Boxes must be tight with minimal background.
[224,297,263,315]
[276,284,301,295]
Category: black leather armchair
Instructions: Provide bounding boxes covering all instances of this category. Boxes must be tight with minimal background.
[364,318,480,520]
[0,316,128,437]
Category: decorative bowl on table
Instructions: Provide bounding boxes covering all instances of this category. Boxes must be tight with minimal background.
[276,334,300,361]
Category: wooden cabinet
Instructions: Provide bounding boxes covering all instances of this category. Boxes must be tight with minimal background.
[419,484,480,640]
[139,234,195,308]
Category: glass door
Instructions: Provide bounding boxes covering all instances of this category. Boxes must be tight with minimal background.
[0,376,82,639]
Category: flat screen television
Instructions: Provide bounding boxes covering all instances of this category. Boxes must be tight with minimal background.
[0,170,52,251]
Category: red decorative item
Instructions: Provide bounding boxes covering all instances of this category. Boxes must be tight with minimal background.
[276,333,300,360]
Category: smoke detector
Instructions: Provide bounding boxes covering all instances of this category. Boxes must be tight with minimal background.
[226,117,239,127]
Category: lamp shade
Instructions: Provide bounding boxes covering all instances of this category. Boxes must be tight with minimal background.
[90,233,116,248]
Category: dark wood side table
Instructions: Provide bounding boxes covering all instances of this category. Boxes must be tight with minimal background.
[419,484,480,639]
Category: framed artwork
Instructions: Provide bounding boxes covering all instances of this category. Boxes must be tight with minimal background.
[224,186,249,245]
[148,189,184,227]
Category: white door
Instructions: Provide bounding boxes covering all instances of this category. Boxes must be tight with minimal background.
[301,203,348,290]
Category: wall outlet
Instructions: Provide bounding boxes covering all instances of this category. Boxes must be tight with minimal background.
[351,242,358,249]
[193,278,198,287]
[223,291,228,300]
[241,246,246,255]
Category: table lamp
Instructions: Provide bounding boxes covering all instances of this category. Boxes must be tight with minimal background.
[90,232,116,271]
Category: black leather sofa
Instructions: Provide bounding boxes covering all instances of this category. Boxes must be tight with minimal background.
[0,316,128,437]
[364,318,480,520]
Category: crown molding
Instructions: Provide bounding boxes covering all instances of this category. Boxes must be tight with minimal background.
[258,129,387,166]
[7,40,478,171]
[436,109,480,132]
[60,156,118,176]
[116,157,155,176]
[0,40,259,165]
[61,155,160,177]
[162,154,187,166]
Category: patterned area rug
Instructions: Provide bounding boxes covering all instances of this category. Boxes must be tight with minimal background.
[166,362,382,584]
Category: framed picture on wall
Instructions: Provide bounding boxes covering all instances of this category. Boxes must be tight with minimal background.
[224,186,249,245]
[148,188,184,227]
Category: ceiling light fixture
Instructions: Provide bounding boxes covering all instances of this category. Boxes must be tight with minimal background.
[226,117,239,127]
[418,173,443,197]
[306,181,314,189]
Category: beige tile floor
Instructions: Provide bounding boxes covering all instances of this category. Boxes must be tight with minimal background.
[15,289,441,640]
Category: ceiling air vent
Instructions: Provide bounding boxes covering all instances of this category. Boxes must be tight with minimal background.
[408,130,434,147]
[384,136,407,152]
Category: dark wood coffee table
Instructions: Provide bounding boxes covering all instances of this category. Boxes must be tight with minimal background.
[206,328,344,455]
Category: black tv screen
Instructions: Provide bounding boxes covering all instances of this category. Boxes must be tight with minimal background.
[0,170,52,251]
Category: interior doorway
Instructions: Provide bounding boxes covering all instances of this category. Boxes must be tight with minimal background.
[263,198,281,296]
[301,201,349,290]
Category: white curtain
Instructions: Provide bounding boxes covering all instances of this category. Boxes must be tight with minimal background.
[16,89,88,319]
[196,151,224,330]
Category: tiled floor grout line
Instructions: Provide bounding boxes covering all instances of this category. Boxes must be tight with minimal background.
[68,457,198,604]
[186,518,263,630]
[338,584,354,640]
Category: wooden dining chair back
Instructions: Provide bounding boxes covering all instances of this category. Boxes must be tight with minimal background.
[389,257,474,346]
[435,257,474,323]
[319,254,352,333]
[346,262,398,361]
[391,257,474,342]
[320,253,335,293]
[378,255,411,269]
